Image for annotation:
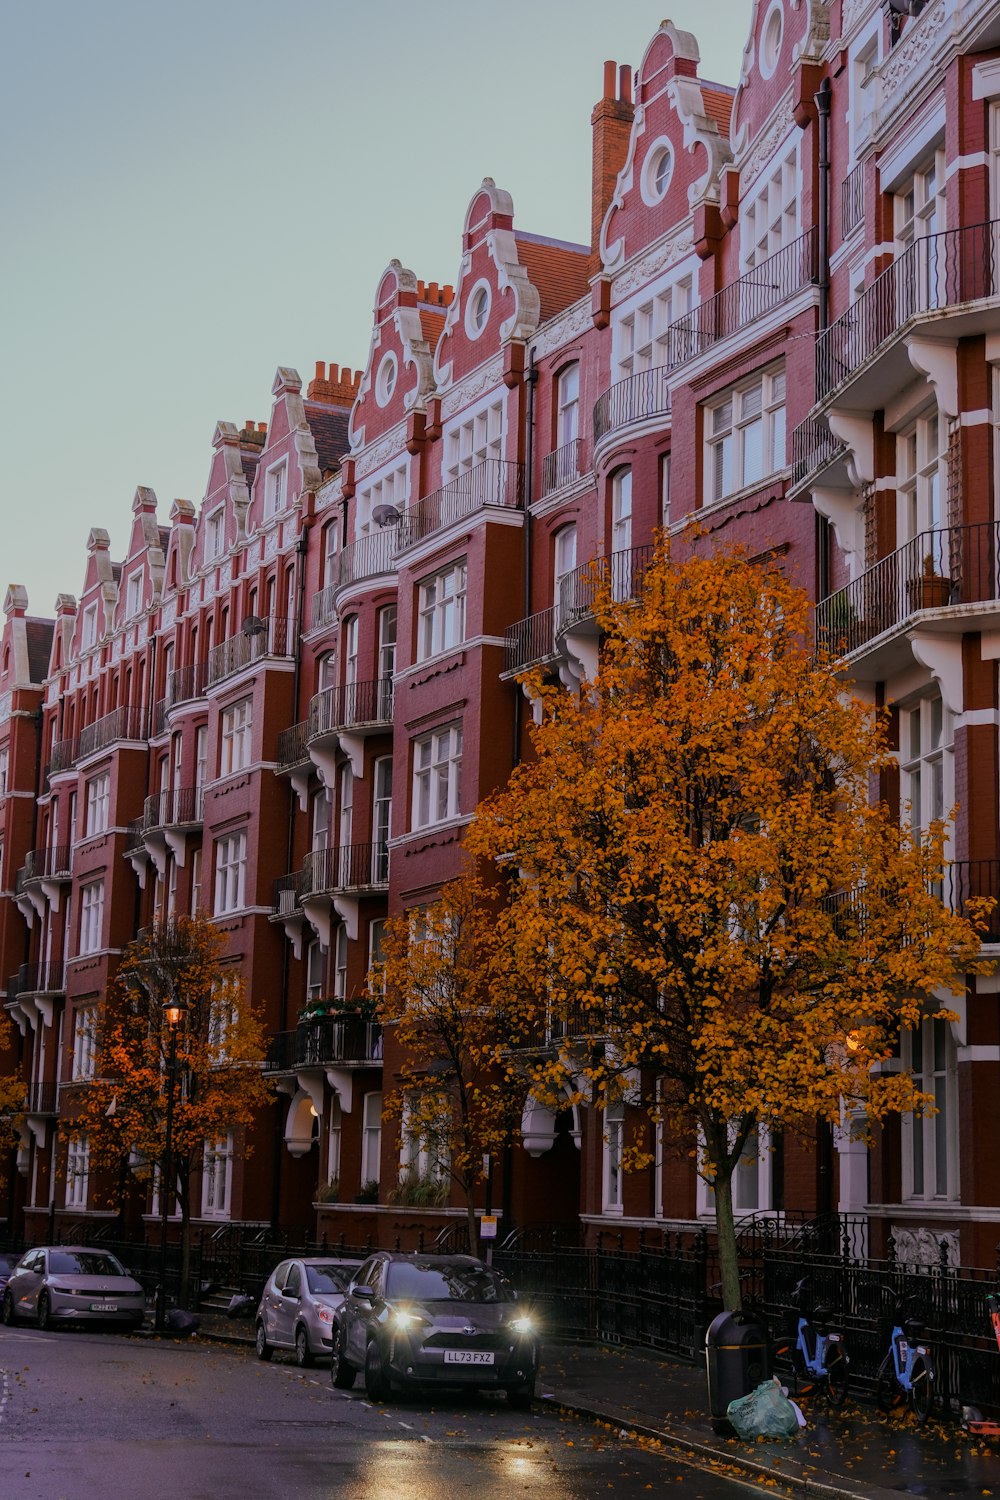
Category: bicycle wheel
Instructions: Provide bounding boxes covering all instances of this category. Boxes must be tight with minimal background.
[876,1352,901,1414]
[823,1343,850,1408]
[909,1355,934,1426]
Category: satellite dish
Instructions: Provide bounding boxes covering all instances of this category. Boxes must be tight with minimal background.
[372,504,401,527]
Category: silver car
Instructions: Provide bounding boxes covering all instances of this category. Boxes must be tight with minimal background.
[255,1256,358,1366]
[2,1246,146,1330]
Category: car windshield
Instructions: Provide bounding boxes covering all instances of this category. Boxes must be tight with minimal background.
[48,1251,127,1277]
[305,1265,351,1294]
[386,1262,515,1303]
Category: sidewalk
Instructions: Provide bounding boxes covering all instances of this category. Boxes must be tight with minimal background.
[197,1315,1000,1498]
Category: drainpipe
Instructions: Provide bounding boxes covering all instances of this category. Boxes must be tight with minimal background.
[514,349,538,770]
[815,77,832,332]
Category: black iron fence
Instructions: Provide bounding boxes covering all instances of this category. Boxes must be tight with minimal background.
[49,705,147,775]
[541,438,586,495]
[593,368,671,446]
[276,720,309,770]
[790,413,847,487]
[308,678,393,739]
[205,616,295,689]
[842,163,864,238]
[302,841,389,893]
[264,1018,383,1072]
[817,219,1000,399]
[15,846,71,891]
[7,961,66,999]
[143,786,204,831]
[394,459,523,551]
[557,544,655,632]
[503,604,559,678]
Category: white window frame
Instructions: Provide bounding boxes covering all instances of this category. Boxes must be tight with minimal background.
[902,1016,958,1202]
[417,561,467,661]
[190,846,202,916]
[79,880,104,956]
[0,747,7,798]
[214,830,247,915]
[220,698,252,777]
[361,1092,382,1186]
[306,938,326,1006]
[125,569,143,619]
[66,1134,90,1210]
[84,772,110,837]
[613,275,694,381]
[264,460,287,519]
[201,1133,234,1218]
[72,1006,97,1081]
[556,363,580,449]
[442,393,505,483]
[705,365,787,504]
[81,602,99,650]
[602,1101,625,1215]
[357,461,408,534]
[333,923,348,1002]
[900,692,953,857]
[205,508,225,561]
[696,1124,773,1217]
[412,723,463,830]
[740,139,799,271]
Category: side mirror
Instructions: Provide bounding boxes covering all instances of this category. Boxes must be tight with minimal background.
[351,1284,374,1304]
[282,1287,299,1300]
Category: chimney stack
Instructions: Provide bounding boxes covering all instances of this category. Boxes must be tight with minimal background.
[590,59,636,275]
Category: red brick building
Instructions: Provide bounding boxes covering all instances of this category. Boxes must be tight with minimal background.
[2,0,999,1268]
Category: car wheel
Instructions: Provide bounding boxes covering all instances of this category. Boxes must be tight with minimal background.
[294,1325,313,1368]
[364,1337,391,1402]
[507,1377,535,1411]
[255,1321,273,1362]
[330,1324,357,1390]
[2,1290,17,1326]
[37,1292,52,1332]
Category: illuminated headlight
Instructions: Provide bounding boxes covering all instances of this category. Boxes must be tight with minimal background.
[509,1316,534,1336]
[49,1285,73,1295]
[391,1310,426,1331]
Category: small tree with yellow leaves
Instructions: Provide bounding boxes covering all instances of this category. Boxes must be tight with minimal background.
[68,915,273,1303]
[375,872,531,1253]
[469,541,991,1310]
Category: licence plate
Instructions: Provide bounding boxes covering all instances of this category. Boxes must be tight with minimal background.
[90,1302,118,1312]
[827,1333,841,1343]
[443,1351,494,1365]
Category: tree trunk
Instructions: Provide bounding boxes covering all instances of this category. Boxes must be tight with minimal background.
[465,1180,479,1258]
[714,1169,742,1312]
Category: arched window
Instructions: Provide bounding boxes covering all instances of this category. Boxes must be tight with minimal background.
[553,524,577,621]
[610,469,633,600]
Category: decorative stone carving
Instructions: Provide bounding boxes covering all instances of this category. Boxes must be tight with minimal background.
[890,1225,959,1269]
[441,357,505,420]
[880,0,947,99]
[735,89,797,187]
[612,228,697,303]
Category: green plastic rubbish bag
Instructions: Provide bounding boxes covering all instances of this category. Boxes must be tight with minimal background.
[727,1377,801,1440]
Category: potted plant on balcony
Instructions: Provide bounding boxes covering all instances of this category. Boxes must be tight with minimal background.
[908,554,952,610]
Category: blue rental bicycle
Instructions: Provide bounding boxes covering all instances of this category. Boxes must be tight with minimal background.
[875,1298,936,1425]
[775,1278,850,1407]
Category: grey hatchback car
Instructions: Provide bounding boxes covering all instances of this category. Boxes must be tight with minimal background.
[330,1252,539,1406]
[255,1256,360,1366]
[2,1246,146,1330]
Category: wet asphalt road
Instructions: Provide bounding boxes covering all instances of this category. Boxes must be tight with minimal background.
[0,1324,787,1499]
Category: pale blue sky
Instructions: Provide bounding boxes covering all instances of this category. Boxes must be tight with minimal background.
[2,1,752,616]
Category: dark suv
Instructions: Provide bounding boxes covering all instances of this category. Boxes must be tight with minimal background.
[330,1252,539,1407]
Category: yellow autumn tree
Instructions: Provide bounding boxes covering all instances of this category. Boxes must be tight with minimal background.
[0,1015,24,1182]
[68,915,273,1303]
[375,871,532,1254]
[468,540,991,1310]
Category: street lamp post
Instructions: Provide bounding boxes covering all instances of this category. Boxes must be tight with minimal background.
[155,997,186,1333]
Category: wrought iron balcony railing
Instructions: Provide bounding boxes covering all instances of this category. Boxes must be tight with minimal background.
[154,663,207,733]
[503,604,560,678]
[125,816,145,855]
[303,842,389,895]
[541,438,586,496]
[49,704,147,774]
[557,545,655,634]
[16,846,71,892]
[817,219,1000,400]
[333,529,397,593]
[815,521,997,657]
[25,1081,59,1115]
[264,1018,383,1073]
[143,785,204,832]
[662,227,818,367]
[593,368,671,446]
[394,460,523,552]
[205,615,295,689]
[842,163,864,238]
[790,414,847,487]
[308,679,393,740]
[7,962,66,1000]
[277,720,310,770]
[948,860,1000,945]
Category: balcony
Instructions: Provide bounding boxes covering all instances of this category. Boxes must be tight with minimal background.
[557,545,654,636]
[25,1081,59,1116]
[306,678,393,782]
[541,438,587,497]
[15,845,71,924]
[789,413,848,489]
[312,533,398,626]
[269,867,312,953]
[264,1017,383,1074]
[948,860,1000,946]
[593,368,671,448]
[140,786,204,878]
[300,842,389,951]
[502,604,560,679]
[393,459,523,553]
[205,615,295,690]
[154,663,208,734]
[7,961,66,1000]
[275,721,312,810]
[816,219,1000,404]
[49,704,147,776]
[842,164,864,239]
[815,522,1000,677]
